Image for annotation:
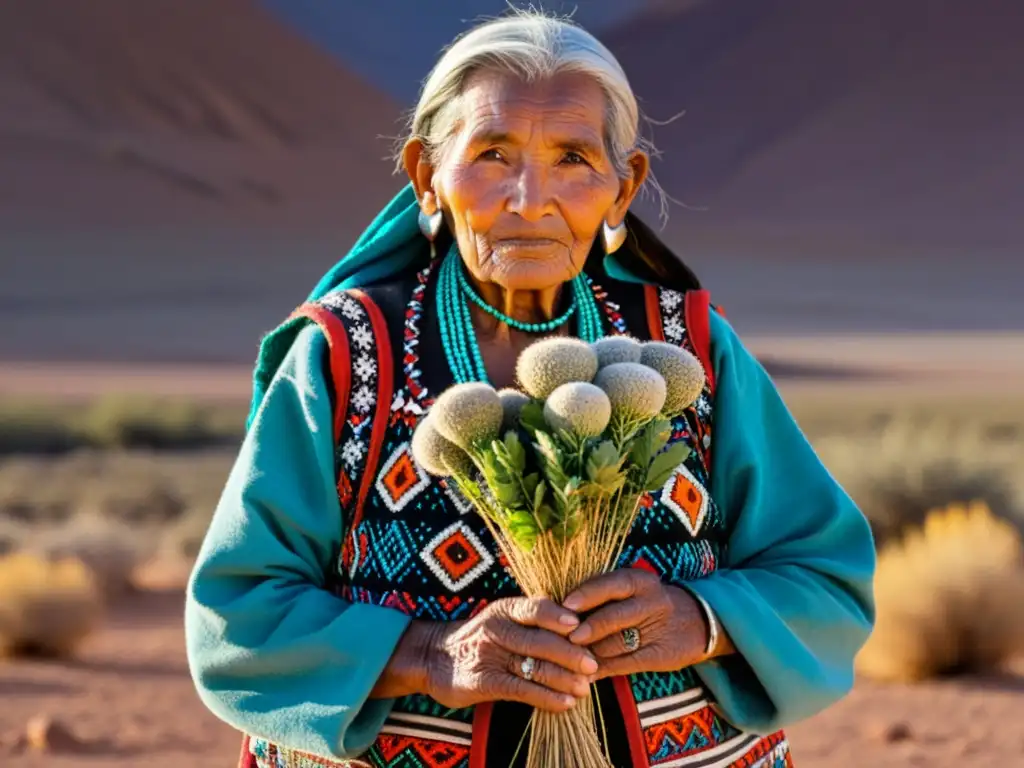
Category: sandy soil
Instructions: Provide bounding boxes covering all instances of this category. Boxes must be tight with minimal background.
[0,582,1020,767]
[4,330,1024,401]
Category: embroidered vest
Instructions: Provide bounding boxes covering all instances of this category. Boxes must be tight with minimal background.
[242,269,793,768]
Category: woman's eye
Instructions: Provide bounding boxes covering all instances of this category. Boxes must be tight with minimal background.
[561,151,588,166]
[479,149,504,161]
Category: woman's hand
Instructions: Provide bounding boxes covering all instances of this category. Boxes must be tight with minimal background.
[386,597,599,712]
[563,570,716,681]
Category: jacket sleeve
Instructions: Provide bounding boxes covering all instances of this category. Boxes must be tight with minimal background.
[685,311,876,733]
[184,324,411,759]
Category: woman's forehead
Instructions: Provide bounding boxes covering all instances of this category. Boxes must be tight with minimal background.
[456,70,606,146]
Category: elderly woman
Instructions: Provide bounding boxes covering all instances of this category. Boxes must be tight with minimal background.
[186,11,874,768]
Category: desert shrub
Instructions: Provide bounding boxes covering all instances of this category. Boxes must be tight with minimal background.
[0,551,104,659]
[0,396,244,455]
[856,501,1024,682]
[809,412,1024,547]
[161,507,214,561]
[26,515,157,597]
[0,518,28,556]
[0,449,232,528]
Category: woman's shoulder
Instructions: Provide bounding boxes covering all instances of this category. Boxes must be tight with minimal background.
[314,273,418,323]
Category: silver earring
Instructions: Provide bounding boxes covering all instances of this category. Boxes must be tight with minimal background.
[418,209,443,242]
[602,220,627,254]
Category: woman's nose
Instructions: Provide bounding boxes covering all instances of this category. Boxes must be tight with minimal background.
[507,165,553,221]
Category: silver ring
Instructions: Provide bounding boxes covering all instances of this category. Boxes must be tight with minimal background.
[622,627,641,653]
[520,656,536,681]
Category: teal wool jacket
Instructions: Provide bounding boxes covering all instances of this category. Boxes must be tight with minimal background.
[184,311,876,761]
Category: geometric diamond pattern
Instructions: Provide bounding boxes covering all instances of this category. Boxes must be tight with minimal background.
[369,734,470,768]
[442,480,473,515]
[371,521,418,583]
[376,442,431,513]
[659,462,709,537]
[420,521,494,592]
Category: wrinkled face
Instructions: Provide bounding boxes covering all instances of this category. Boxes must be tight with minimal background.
[406,70,648,293]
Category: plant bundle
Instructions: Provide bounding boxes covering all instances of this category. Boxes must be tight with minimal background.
[412,336,706,768]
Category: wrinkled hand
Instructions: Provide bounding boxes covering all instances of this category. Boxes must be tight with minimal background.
[424,597,599,712]
[563,570,709,681]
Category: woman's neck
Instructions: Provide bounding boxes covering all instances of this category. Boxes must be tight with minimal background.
[469,277,566,339]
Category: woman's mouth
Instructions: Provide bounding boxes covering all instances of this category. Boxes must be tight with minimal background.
[494,238,560,249]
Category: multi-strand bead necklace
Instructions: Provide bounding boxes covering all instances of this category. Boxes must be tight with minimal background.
[436,243,606,384]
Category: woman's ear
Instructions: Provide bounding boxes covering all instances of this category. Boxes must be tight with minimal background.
[402,138,439,213]
[607,149,651,226]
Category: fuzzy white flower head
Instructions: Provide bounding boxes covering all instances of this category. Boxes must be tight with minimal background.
[411,415,473,476]
[431,383,503,449]
[543,382,612,438]
[516,337,599,400]
[497,388,531,431]
[640,342,706,415]
[591,336,643,368]
[593,362,667,422]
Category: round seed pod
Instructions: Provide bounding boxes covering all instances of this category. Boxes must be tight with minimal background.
[543,382,612,438]
[497,388,531,431]
[640,342,706,414]
[431,383,503,450]
[516,338,599,400]
[411,416,473,476]
[594,362,667,422]
[591,336,643,368]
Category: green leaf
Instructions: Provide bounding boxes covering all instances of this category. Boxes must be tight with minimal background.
[535,502,556,530]
[628,418,673,468]
[534,430,570,491]
[582,440,625,493]
[531,477,547,515]
[492,479,523,507]
[644,442,692,491]
[518,401,548,434]
[503,431,527,474]
[586,441,620,473]
[560,478,582,517]
[506,510,539,549]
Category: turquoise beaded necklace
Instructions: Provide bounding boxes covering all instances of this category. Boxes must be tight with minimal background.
[437,243,605,384]
[456,263,577,333]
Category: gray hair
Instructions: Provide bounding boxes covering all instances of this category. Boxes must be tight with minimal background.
[397,8,664,216]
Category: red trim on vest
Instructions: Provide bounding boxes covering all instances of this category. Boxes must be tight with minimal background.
[684,290,716,395]
[611,676,649,767]
[290,304,352,443]
[237,734,255,768]
[469,702,493,768]
[348,289,394,548]
[644,284,665,342]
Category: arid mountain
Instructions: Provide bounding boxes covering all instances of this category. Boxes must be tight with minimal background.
[608,0,1023,253]
[261,0,648,101]
[601,0,1023,332]
[0,0,404,233]
[0,1,1020,364]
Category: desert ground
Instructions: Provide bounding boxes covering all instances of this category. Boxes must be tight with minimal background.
[2,359,1023,767]
[3,576,1024,768]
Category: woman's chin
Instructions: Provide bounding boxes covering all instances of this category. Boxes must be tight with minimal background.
[491,261,580,293]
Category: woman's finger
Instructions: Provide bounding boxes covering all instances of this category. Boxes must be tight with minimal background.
[568,598,648,647]
[500,596,580,636]
[491,620,598,676]
[590,650,648,682]
[498,674,580,713]
[506,654,591,699]
[590,632,637,660]
[562,569,657,614]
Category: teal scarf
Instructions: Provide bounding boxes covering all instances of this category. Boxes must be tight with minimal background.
[246,183,649,429]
